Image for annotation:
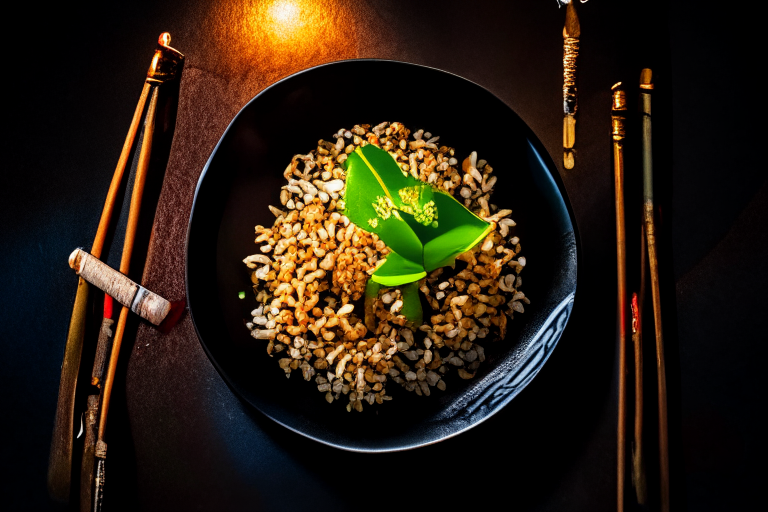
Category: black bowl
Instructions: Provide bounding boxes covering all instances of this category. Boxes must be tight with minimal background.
[186,59,578,451]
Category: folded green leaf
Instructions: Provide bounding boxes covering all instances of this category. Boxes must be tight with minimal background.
[344,144,491,284]
[400,190,492,272]
[370,251,426,287]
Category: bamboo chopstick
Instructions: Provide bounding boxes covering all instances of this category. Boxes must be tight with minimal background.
[640,67,670,512]
[92,84,159,510]
[611,82,628,512]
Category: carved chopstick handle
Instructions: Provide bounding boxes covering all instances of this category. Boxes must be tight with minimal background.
[93,441,107,512]
[68,248,170,326]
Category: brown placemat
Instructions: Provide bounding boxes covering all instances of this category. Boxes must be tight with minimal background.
[121,2,387,484]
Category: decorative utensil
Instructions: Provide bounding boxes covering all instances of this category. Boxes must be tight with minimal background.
[559,0,584,169]
[68,248,183,328]
[640,67,670,512]
[611,81,628,512]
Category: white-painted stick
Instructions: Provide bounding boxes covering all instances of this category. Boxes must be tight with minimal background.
[68,248,171,326]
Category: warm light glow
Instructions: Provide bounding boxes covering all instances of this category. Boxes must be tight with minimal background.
[201,0,359,81]
[263,0,308,43]
[270,1,300,25]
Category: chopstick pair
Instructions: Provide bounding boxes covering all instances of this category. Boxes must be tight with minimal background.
[90,81,160,512]
[47,33,183,511]
[612,71,669,512]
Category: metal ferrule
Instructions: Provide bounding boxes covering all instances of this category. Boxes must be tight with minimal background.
[612,117,626,141]
[146,33,184,84]
[612,88,627,112]
[611,86,627,142]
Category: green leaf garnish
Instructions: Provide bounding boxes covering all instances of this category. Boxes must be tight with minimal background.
[344,144,492,320]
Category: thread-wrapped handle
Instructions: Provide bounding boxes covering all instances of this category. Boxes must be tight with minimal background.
[68,248,171,325]
[563,37,579,114]
[93,444,107,512]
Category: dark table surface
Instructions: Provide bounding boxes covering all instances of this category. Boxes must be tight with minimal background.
[1,1,763,511]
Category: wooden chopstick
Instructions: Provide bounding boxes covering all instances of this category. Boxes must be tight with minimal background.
[640,67,670,512]
[92,85,159,512]
[97,85,159,445]
[611,82,628,512]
